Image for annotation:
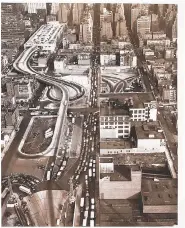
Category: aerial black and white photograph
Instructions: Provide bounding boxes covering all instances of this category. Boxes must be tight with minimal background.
[1,2,180,227]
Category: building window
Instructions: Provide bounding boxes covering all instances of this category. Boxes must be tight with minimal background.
[118,122,123,125]
[124,130,129,133]
[118,130,123,133]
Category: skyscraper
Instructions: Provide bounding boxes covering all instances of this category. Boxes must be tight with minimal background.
[131,6,141,31]
[101,21,113,40]
[79,13,93,43]
[116,19,128,37]
[51,3,59,15]
[137,15,151,34]
[72,3,84,24]
[58,4,70,23]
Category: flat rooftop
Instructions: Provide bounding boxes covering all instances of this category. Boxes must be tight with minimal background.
[100,157,113,163]
[100,153,167,167]
[100,139,133,149]
[100,165,131,181]
[134,121,165,139]
[141,179,177,206]
[100,92,155,110]
[25,22,63,46]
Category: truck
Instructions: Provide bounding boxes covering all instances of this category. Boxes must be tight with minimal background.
[80,197,85,208]
[72,117,75,124]
[63,160,67,167]
[19,186,31,195]
[94,126,96,132]
[60,166,64,171]
[82,218,87,227]
[57,171,62,177]
[75,175,79,180]
[88,169,92,177]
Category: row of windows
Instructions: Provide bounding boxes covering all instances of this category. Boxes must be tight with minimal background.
[118,129,130,133]
[130,109,145,114]
[100,121,130,126]
[101,116,129,122]
[106,149,131,154]
[132,114,145,118]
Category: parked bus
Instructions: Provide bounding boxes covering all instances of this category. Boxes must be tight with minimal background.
[45,128,52,134]
[72,117,75,124]
[19,186,31,195]
[90,219,94,227]
[80,197,85,208]
[88,169,92,177]
[46,171,51,180]
[45,132,53,139]
[90,211,95,219]
[82,218,87,227]
[1,187,9,199]
[91,198,95,204]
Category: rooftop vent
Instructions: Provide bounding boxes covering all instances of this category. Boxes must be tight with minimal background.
[149,134,155,138]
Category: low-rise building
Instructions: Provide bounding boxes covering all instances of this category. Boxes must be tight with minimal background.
[131,121,166,152]
[99,161,141,199]
[162,87,177,102]
[137,15,151,34]
[77,53,90,65]
[100,100,131,139]
[1,106,19,129]
[54,56,67,72]
[100,54,116,66]
[6,77,35,103]
[120,50,137,67]
[141,179,177,214]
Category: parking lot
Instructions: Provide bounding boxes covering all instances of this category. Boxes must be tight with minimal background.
[22,117,57,154]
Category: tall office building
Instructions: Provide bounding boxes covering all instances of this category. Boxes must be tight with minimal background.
[137,15,151,34]
[79,13,93,43]
[115,3,125,21]
[26,3,46,14]
[172,16,177,42]
[51,3,59,15]
[131,6,141,31]
[101,21,113,40]
[58,4,70,23]
[72,3,84,24]
[116,19,128,37]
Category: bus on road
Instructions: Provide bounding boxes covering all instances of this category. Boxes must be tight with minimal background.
[19,186,31,195]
